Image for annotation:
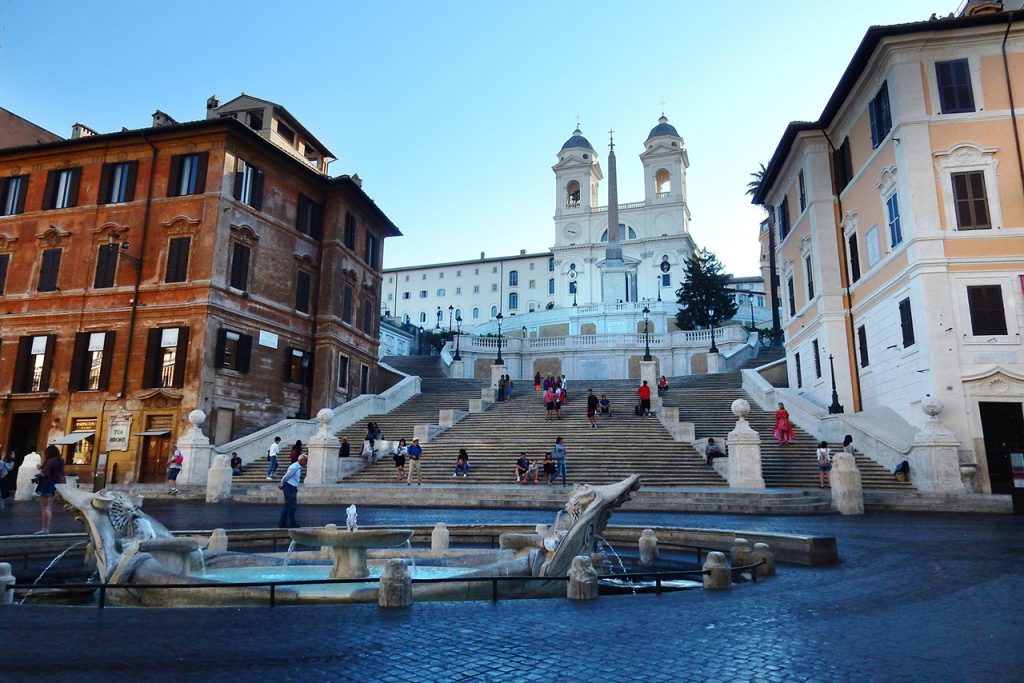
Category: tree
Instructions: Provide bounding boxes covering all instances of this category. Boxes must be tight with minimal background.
[674,248,738,331]
[746,162,766,199]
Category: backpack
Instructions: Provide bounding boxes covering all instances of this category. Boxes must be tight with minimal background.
[817,448,830,465]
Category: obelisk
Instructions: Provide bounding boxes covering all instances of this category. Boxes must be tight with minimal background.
[600,130,628,303]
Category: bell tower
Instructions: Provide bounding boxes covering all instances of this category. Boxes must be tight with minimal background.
[640,114,689,231]
[553,127,602,246]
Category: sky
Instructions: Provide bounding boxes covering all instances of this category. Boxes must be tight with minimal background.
[1,0,948,276]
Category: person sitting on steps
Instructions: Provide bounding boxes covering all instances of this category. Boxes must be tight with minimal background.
[704,438,726,466]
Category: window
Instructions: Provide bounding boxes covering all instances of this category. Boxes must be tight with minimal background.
[491,266,498,274]
[805,256,814,300]
[951,171,990,230]
[455,287,462,295]
[490,305,498,317]
[167,153,208,197]
[569,281,577,295]
[362,299,373,334]
[215,329,252,373]
[936,59,975,114]
[98,161,137,204]
[402,292,410,300]
[509,271,518,287]
[43,167,81,210]
[899,298,915,347]
[359,364,369,395]
[548,279,555,295]
[795,352,803,389]
[529,263,535,271]
[509,292,518,310]
[229,242,251,291]
[364,232,379,268]
[0,175,28,215]
[865,225,880,267]
[343,285,354,323]
[67,417,97,465]
[232,158,265,210]
[857,325,869,367]
[284,348,310,384]
[295,270,311,314]
[419,290,427,299]
[777,197,790,240]
[833,137,853,193]
[473,285,480,294]
[422,274,427,280]
[456,270,462,277]
[344,212,357,250]
[337,354,349,389]
[165,237,191,283]
[886,194,903,247]
[868,81,892,147]
[404,275,409,282]
[143,327,189,388]
[38,248,61,292]
[13,334,55,393]
[437,288,445,297]
[474,268,479,275]
[439,272,444,279]
[812,339,821,378]
[798,170,806,212]
[419,312,426,323]
[472,307,480,319]
[93,244,119,289]
[296,194,323,239]
[967,285,1007,336]
[528,280,535,289]
[662,274,671,287]
[787,276,795,316]
[491,283,498,292]
[548,258,555,272]
[848,235,861,283]
[0,253,8,295]
[277,122,296,145]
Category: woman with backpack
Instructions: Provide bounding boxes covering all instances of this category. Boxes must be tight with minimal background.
[816,441,832,488]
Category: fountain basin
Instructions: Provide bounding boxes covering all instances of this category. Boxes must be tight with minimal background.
[288,528,414,579]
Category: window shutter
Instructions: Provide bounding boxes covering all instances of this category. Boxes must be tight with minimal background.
[142,328,162,388]
[193,153,208,194]
[0,253,8,295]
[67,168,81,208]
[214,328,227,367]
[13,336,32,392]
[969,172,989,227]
[167,155,183,197]
[69,332,89,391]
[39,334,57,391]
[14,175,28,213]
[237,334,252,374]
[296,194,310,233]
[899,299,915,347]
[166,237,190,283]
[230,243,250,290]
[296,271,310,313]
[97,331,115,390]
[305,353,314,388]
[251,169,264,210]
[232,169,243,201]
[39,249,61,292]
[172,327,190,388]
[311,201,323,240]
[94,244,118,288]
[848,235,860,282]
[42,170,58,209]
[97,163,113,205]
[123,161,138,202]
[857,326,869,367]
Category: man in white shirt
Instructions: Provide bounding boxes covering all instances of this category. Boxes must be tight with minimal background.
[266,436,282,480]
[278,453,306,528]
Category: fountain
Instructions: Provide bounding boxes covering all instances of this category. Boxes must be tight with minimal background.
[288,525,414,579]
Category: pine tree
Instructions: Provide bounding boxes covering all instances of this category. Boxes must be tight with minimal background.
[674,248,738,330]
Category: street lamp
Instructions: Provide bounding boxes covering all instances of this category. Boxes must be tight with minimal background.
[447,305,454,336]
[656,276,662,302]
[570,281,578,307]
[453,314,462,361]
[827,354,845,414]
[747,293,755,330]
[642,304,652,361]
[435,306,442,331]
[495,312,505,365]
[418,325,424,354]
[522,325,527,339]
[708,307,719,354]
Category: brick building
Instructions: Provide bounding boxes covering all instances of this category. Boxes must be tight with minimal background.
[0,96,400,485]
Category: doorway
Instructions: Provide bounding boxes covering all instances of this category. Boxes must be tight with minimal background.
[979,401,1024,512]
[140,433,170,483]
[6,412,42,489]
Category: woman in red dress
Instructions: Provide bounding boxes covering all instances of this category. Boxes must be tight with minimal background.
[773,402,795,445]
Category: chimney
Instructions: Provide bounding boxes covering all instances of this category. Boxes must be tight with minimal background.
[520,249,526,255]
[70,123,97,139]
[480,252,485,259]
[151,110,178,128]
[207,95,220,110]
[351,173,363,188]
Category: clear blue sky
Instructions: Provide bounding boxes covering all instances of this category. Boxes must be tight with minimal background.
[2,0,947,276]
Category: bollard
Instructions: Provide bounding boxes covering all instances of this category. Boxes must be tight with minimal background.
[0,563,14,605]
[751,543,776,577]
[702,551,731,590]
[567,555,599,600]
[731,537,753,566]
[431,523,450,554]
[208,528,229,553]
[378,559,412,608]
[638,529,659,566]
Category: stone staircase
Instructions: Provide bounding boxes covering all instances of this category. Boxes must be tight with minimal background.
[381,355,447,378]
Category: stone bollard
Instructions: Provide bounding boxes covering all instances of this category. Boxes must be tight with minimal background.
[431,523,450,554]
[831,452,865,515]
[567,555,599,600]
[378,559,412,608]
[750,543,776,577]
[208,528,229,553]
[0,562,14,605]
[638,529,659,566]
[702,551,731,590]
[206,454,233,503]
[731,538,753,567]
[726,399,765,489]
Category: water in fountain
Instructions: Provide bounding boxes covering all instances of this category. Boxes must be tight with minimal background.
[282,540,298,567]
[195,547,206,575]
[18,541,88,604]
[596,535,637,594]
[134,517,157,539]
[403,540,416,572]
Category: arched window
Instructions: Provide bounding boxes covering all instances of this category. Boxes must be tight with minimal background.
[548,278,555,295]
[509,270,518,287]
[565,180,581,208]
[599,224,636,241]
[472,307,480,319]
[548,257,555,272]
[419,311,426,323]
[528,303,536,312]
[509,292,518,310]
[655,168,671,195]
[490,305,498,318]
[455,308,462,320]
[403,314,410,324]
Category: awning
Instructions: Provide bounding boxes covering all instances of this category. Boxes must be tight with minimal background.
[51,431,95,446]
[136,429,171,437]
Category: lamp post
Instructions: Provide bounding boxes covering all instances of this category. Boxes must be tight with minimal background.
[453,314,462,361]
[418,325,424,354]
[522,325,527,339]
[708,307,719,354]
[747,293,755,330]
[495,313,505,365]
[570,282,578,307]
[656,276,662,302]
[435,306,442,331]
[642,304,652,361]
[447,305,454,336]
[827,354,845,414]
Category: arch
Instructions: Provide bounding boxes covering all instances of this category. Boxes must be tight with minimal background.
[565,180,581,208]
[548,257,555,272]
[509,292,518,310]
[599,225,637,242]
[655,168,671,195]
[545,301,555,310]
[490,305,498,318]
[472,307,480,319]
[509,270,518,287]
[419,311,427,323]
[455,308,462,320]
[403,313,410,324]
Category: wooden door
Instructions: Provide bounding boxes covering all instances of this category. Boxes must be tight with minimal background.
[140,434,169,483]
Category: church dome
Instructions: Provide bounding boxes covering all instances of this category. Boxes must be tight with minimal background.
[561,128,594,151]
[646,115,679,140]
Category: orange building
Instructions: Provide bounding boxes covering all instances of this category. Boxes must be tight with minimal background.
[0,96,400,485]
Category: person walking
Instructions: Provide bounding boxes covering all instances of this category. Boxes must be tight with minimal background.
[289,440,303,463]
[278,453,306,528]
[266,436,282,480]
[534,372,542,392]
[586,389,599,428]
[551,437,568,486]
[453,448,470,477]
[842,434,855,455]
[496,375,506,402]
[657,375,669,396]
[505,375,513,400]
[393,438,408,481]
[816,441,832,488]
[0,452,13,511]
[165,443,183,494]
[406,438,423,486]
[637,380,652,417]
[339,436,350,458]
[554,386,564,419]
[774,403,795,445]
[543,386,556,421]
[35,445,66,534]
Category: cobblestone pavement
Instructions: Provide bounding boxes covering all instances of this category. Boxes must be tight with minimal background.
[2,499,1023,681]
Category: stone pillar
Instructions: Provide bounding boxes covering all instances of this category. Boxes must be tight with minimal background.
[702,551,731,590]
[750,543,776,577]
[205,454,233,503]
[831,451,864,515]
[731,538,753,566]
[490,364,506,400]
[15,452,40,502]
[305,409,341,486]
[638,529,659,566]
[908,398,967,493]
[378,559,412,608]
[0,562,14,605]
[639,360,658,413]
[726,399,765,489]
[431,523,450,554]
[567,555,599,600]
[449,359,465,380]
[178,410,213,486]
[208,528,229,553]
[706,352,723,374]
[439,410,466,429]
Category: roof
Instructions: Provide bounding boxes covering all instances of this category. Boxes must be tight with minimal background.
[751,9,1019,205]
[560,128,595,151]
[646,116,679,140]
[214,94,336,160]
[384,251,553,273]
